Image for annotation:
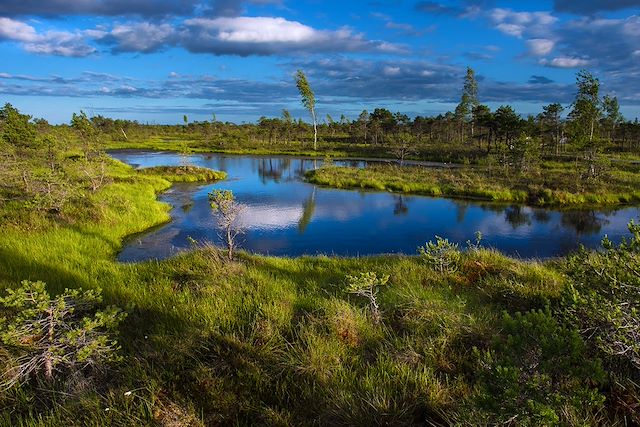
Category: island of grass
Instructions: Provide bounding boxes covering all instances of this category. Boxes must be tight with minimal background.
[306,162,640,207]
[137,165,227,182]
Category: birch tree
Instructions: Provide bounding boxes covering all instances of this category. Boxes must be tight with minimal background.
[295,70,318,150]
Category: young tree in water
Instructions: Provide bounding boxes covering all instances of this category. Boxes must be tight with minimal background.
[295,70,318,150]
[209,190,245,260]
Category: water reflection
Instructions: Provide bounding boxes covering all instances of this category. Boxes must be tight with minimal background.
[561,210,607,235]
[298,187,317,233]
[505,205,532,229]
[109,151,640,262]
[393,195,409,216]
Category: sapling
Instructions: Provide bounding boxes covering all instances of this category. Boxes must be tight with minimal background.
[0,281,126,390]
[209,189,245,260]
[345,272,390,325]
[418,236,461,274]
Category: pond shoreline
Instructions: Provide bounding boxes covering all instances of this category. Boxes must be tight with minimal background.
[109,150,640,262]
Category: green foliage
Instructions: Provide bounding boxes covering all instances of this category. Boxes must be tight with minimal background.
[71,111,98,146]
[504,135,541,174]
[465,309,607,425]
[418,236,461,274]
[456,66,479,124]
[209,189,244,260]
[295,69,318,150]
[137,165,226,183]
[345,272,390,324]
[563,221,640,371]
[307,162,640,207]
[0,103,36,148]
[568,69,602,145]
[0,281,126,389]
[295,70,315,114]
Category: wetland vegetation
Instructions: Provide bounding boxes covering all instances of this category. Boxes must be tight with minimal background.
[1,68,640,425]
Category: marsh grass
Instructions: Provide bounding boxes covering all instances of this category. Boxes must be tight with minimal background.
[0,156,634,425]
[137,166,227,182]
[307,163,640,207]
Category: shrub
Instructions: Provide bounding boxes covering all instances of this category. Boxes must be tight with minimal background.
[345,272,390,325]
[562,220,640,371]
[0,281,126,390]
[464,309,607,425]
[418,236,461,274]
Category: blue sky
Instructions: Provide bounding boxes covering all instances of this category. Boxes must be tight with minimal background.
[0,0,639,123]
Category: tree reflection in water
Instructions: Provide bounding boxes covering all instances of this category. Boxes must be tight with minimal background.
[560,210,608,235]
[393,195,409,216]
[298,186,317,233]
[505,205,532,229]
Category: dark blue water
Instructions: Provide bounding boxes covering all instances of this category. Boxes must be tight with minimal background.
[109,150,640,262]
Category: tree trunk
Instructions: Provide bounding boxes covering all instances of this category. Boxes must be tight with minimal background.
[226,226,233,260]
[45,308,55,382]
[312,110,318,151]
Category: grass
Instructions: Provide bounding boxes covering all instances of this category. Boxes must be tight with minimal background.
[307,163,640,207]
[137,165,227,182]
[0,155,635,425]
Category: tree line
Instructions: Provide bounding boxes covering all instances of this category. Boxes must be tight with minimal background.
[1,68,640,162]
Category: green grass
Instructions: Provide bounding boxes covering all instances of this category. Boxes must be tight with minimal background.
[137,165,227,182]
[0,156,635,426]
[307,164,640,207]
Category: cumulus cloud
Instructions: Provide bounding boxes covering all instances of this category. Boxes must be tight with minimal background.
[554,0,640,15]
[0,17,94,56]
[0,14,403,57]
[489,8,558,38]
[180,17,404,56]
[96,22,175,53]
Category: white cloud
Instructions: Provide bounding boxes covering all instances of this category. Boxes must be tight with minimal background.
[180,16,403,56]
[527,38,555,56]
[105,22,175,52]
[188,17,315,43]
[0,17,94,57]
[541,56,591,68]
[490,8,558,38]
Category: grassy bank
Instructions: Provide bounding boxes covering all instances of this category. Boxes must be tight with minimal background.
[0,155,638,425]
[307,163,640,207]
[137,165,227,182]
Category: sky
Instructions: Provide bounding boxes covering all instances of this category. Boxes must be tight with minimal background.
[0,0,639,124]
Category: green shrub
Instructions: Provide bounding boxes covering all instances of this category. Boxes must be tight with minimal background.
[418,236,461,274]
[562,220,640,372]
[0,281,126,390]
[463,309,606,425]
[345,272,390,325]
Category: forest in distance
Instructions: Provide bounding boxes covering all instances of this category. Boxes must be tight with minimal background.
[0,66,639,426]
